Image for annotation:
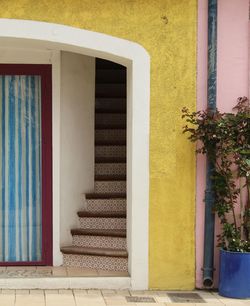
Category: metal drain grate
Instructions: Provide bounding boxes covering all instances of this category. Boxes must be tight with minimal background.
[168,293,205,303]
[126,296,156,303]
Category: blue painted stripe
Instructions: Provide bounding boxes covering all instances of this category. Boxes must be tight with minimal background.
[25,76,30,260]
[31,76,37,261]
[1,77,5,261]
[8,76,16,261]
[37,77,42,260]
[17,77,23,260]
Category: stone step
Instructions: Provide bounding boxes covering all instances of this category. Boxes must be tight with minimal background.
[63,253,128,271]
[95,140,126,146]
[72,235,126,250]
[95,98,126,112]
[79,217,126,230]
[96,69,126,84]
[71,228,126,237]
[95,113,126,126]
[95,175,126,181]
[95,157,126,163]
[95,163,126,176]
[61,245,128,271]
[95,145,126,158]
[96,84,126,98]
[96,59,125,70]
[78,211,126,230]
[95,129,126,142]
[95,108,126,114]
[61,246,128,257]
[95,123,126,129]
[85,193,126,199]
[85,198,126,212]
[94,180,126,193]
[78,211,126,218]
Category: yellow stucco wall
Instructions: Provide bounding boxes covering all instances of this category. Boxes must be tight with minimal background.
[0,0,197,289]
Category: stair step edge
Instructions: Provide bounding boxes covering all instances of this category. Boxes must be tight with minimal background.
[95,125,126,129]
[78,211,126,218]
[95,175,126,181]
[85,193,126,199]
[71,229,126,237]
[95,141,126,146]
[61,246,128,258]
[95,109,126,114]
[95,158,126,163]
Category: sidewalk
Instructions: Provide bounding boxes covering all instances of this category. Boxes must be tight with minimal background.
[0,289,249,306]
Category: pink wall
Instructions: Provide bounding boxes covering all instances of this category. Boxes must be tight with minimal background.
[217,0,249,110]
[196,0,249,288]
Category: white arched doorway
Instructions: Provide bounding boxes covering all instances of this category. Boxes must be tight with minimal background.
[0,19,150,289]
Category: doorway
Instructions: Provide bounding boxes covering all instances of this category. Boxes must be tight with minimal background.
[0,64,52,265]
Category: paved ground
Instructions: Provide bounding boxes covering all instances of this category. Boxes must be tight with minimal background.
[0,289,249,306]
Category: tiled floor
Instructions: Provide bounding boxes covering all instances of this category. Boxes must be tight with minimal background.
[0,266,129,277]
[0,289,249,306]
[0,268,249,305]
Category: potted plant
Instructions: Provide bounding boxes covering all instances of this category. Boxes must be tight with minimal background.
[182,97,250,298]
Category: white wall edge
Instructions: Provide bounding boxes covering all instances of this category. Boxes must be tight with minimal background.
[0,18,150,289]
[51,50,62,266]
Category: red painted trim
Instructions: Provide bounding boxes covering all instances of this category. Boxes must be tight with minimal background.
[0,261,49,266]
[0,64,53,266]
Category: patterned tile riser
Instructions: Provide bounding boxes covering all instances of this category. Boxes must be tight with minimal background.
[95,145,126,158]
[72,235,127,250]
[86,199,126,212]
[79,217,126,230]
[95,129,126,142]
[95,163,126,176]
[96,84,126,99]
[95,113,126,125]
[94,181,126,193]
[95,98,126,111]
[63,254,128,271]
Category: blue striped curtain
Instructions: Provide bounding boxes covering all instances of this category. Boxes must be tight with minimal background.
[0,75,42,262]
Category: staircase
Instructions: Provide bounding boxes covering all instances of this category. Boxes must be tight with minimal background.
[61,59,128,272]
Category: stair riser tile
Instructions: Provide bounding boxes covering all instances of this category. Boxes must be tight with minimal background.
[86,199,126,212]
[95,146,126,158]
[79,217,126,230]
[95,129,126,142]
[96,84,126,98]
[95,114,126,125]
[96,69,126,83]
[95,181,126,193]
[63,254,128,271]
[72,235,126,250]
[95,98,126,112]
[95,163,126,176]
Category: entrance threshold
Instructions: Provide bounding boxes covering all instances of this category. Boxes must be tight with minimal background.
[0,267,130,289]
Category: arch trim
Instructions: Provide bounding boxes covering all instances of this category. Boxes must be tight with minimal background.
[0,19,150,290]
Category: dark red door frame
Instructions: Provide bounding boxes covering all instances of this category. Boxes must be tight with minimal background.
[0,64,53,266]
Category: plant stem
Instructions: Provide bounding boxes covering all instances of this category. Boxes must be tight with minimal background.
[247,178,250,208]
[216,160,238,230]
[240,177,244,239]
